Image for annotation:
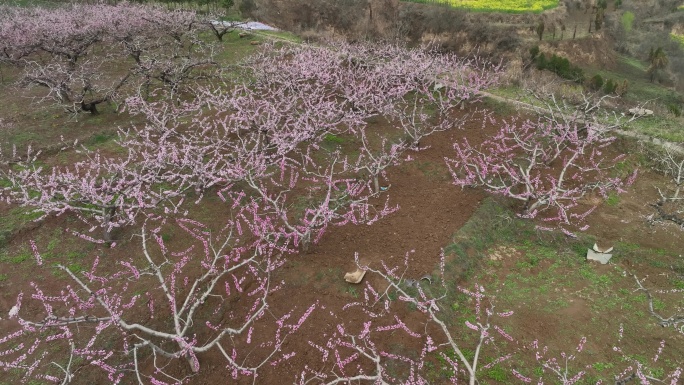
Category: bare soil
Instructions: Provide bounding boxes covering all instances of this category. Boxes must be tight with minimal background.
[1,82,683,385]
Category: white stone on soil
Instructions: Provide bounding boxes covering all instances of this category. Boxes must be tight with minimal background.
[587,249,613,264]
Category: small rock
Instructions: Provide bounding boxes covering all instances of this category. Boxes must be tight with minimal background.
[592,242,614,253]
[587,249,612,264]
[344,268,366,284]
[628,107,654,117]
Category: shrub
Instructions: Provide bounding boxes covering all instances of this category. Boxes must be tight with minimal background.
[621,11,634,32]
[536,21,545,41]
[529,45,540,60]
[239,0,256,16]
[535,53,583,82]
[536,52,547,69]
[603,78,617,94]
[615,79,629,96]
[667,103,682,117]
[548,54,583,81]
[589,74,604,90]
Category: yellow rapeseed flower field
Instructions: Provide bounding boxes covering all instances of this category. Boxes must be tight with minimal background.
[405,0,558,13]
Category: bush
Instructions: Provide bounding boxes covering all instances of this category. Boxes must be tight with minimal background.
[615,79,629,96]
[536,53,584,82]
[239,0,256,17]
[529,45,540,60]
[536,52,547,70]
[589,74,604,90]
[621,11,634,32]
[667,103,682,117]
[603,78,617,94]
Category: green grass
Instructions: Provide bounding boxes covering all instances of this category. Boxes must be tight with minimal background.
[672,278,684,290]
[482,95,520,116]
[429,192,683,381]
[484,365,509,381]
[255,30,303,44]
[322,133,347,151]
[0,247,31,264]
[621,11,635,33]
[88,132,116,146]
[624,115,684,143]
[4,0,57,7]
[66,263,85,274]
[593,59,678,103]
[9,131,42,147]
[213,31,265,64]
[492,57,684,143]
[605,192,620,206]
[345,286,360,298]
[214,29,302,65]
[400,0,558,13]
[0,207,43,249]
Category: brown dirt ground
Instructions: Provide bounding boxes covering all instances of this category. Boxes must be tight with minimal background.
[1,102,683,384]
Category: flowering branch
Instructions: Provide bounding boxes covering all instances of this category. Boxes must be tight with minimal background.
[446,116,637,234]
[1,216,316,383]
[299,251,514,385]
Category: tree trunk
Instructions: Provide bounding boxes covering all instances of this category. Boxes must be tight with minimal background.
[81,101,99,115]
[300,232,311,253]
[652,200,684,227]
[103,206,117,246]
[523,197,533,213]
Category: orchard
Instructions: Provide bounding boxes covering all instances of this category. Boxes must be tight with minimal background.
[0,2,682,385]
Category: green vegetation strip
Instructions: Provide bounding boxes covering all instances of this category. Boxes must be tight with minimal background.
[434,198,684,383]
[401,0,558,13]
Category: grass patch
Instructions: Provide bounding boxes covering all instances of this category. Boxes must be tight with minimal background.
[605,192,620,206]
[322,133,348,151]
[213,31,265,64]
[255,30,303,43]
[493,68,684,143]
[87,132,116,146]
[624,115,684,143]
[0,207,43,249]
[4,0,59,6]
[436,194,682,367]
[0,247,31,264]
[66,263,85,274]
[482,95,520,116]
[621,11,635,32]
[484,365,509,381]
